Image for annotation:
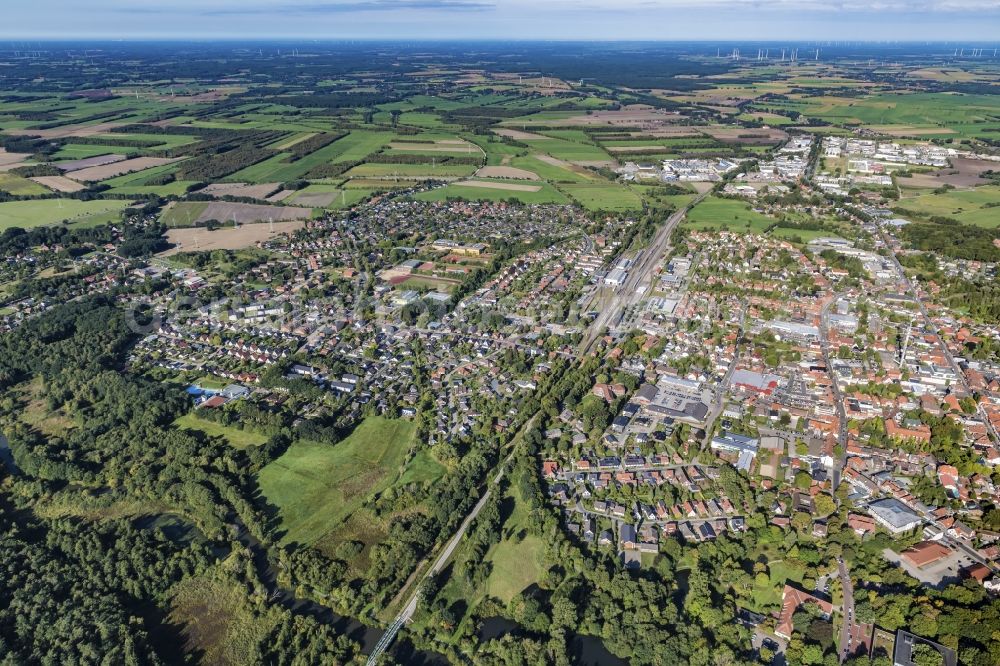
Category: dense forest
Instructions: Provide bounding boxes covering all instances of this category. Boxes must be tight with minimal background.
[0,299,359,663]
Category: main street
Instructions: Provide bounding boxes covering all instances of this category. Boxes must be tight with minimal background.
[819,292,849,488]
[878,229,1000,444]
[701,303,748,446]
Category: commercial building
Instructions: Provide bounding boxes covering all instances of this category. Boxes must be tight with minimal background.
[867,498,923,535]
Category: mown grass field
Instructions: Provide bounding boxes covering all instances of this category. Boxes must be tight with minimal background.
[0,199,129,229]
[483,484,546,603]
[684,196,774,233]
[257,416,417,547]
[559,182,644,212]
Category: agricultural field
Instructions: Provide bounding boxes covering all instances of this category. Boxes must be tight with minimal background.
[160,201,313,227]
[160,219,307,255]
[509,154,597,183]
[895,185,1000,228]
[558,182,644,212]
[344,162,477,179]
[0,199,129,229]
[0,172,49,196]
[414,179,570,204]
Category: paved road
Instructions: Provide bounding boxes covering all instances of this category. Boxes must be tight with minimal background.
[819,293,849,488]
[879,229,1000,444]
[837,558,854,663]
[580,193,706,353]
[701,304,747,445]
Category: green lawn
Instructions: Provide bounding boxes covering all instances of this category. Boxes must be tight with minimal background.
[482,482,546,603]
[685,196,775,233]
[0,199,129,230]
[398,449,447,486]
[257,416,417,547]
[174,412,268,449]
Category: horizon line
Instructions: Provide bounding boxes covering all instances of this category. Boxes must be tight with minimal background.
[0,37,997,44]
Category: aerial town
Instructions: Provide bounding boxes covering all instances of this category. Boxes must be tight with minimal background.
[0,37,999,666]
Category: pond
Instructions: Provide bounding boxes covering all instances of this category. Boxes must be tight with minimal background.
[571,634,628,666]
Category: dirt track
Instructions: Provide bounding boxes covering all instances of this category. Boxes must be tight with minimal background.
[453,180,541,192]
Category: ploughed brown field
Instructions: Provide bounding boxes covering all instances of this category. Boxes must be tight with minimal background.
[159,220,306,256]
[30,175,87,193]
[66,157,182,182]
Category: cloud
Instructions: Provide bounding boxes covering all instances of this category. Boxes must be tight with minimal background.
[4,0,999,39]
[114,0,495,16]
[86,0,1000,14]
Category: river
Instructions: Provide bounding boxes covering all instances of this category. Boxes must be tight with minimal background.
[478,616,626,666]
[232,522,445,662]
[0,434,19,475]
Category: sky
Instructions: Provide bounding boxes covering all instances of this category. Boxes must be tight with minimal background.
[3,0,1000,41]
